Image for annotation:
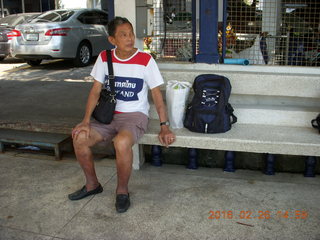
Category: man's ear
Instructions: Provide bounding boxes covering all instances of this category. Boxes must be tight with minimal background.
[108,36,115,45]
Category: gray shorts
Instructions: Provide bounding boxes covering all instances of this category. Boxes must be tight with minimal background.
[90,112,149,144]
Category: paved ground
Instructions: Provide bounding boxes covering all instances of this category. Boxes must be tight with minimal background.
[0,58,95,133]
[0,151,320,240]
[1,59,320,240]
[0,57,26,72]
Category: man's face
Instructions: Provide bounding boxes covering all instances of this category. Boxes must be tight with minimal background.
[108,23,135,53]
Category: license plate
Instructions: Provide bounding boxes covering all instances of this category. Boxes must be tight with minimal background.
[26,33,39,41]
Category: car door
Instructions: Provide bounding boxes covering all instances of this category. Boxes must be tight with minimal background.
[94,11,109,54]
[89,11,109,56]
[77,11,99,54]
[78,11,108,56]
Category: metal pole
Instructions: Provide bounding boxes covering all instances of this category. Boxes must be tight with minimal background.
[195,0,219,63]
[191,0,196,62]
[285,31,290,65]
[221,0,227,63]
[107,0,114,21]
[106,0,114,49]
[1,0,4,17]
[22,0,25,13]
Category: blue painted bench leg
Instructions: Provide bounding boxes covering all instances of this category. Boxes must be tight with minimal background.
[151,145,162,166]
[224,151,235,172]
[187,148,198,169]
[264,153,275,175]
[304,156,316,177]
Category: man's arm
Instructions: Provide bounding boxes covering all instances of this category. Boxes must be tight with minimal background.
[72,80,102,139]
[151,86,176,147]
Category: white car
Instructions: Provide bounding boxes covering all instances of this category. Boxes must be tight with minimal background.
[12,9,109,67]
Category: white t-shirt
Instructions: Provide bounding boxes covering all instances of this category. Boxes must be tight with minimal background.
[90,49,164,116]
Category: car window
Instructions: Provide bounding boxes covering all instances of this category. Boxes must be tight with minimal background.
[23,14,41,23]
[0,15,24,27]
[78,11,108,25]
[91,12,103,24]
[32,10,74,23]
[78,12,95,24]
[97,11,108,25]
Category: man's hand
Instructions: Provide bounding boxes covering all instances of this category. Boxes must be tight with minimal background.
[158,125,176,147]
[72,122,90,140]
[150,86,176,147]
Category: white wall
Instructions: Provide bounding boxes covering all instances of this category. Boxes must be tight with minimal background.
[114,0,136,31]
[114,0,144,50]
[59,0,87,9]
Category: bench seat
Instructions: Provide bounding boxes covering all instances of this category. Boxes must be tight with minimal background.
[0,129,71,160]
[132,119,320,170]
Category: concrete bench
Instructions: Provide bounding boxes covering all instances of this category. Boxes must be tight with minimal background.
[132,64,320,176]
[0,129,71,160]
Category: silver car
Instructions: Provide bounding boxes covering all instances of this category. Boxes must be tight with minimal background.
[12,9,109,67]
[0,13,40,60]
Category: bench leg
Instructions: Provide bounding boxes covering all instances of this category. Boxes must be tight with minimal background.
[304,156,316,177]
[264,153,275,175]
[54,144,62,160]
[224,151,236,172]
[151,145,162,166]
[187,148,198,169]
[0,142,4,153]
[132,144,145,170]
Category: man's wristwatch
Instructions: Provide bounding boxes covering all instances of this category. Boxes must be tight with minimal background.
[160,121,170,126]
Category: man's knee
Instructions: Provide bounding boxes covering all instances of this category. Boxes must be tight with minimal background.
[73,131,89,148]
[73,132,93,160]
[113,133,134,153]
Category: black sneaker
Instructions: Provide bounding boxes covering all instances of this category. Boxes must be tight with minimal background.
[68,184,103,201]
[115,193,130,213]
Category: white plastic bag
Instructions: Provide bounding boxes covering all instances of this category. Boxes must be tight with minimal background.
[235,35,266,65]
[166,80,192,129]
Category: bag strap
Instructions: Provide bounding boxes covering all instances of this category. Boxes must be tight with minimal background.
[311,119,320,130]
[226,103,237,124]
[105,49,115,95]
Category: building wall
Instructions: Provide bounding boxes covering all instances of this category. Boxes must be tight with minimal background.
[58,0,88,9]
[114,0,144,50]
[2,0,54,14]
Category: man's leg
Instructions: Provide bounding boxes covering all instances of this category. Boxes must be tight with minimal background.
[113,130,135,195]
[73,128,104,191]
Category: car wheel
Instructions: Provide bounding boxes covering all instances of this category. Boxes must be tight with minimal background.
[27,59,42,66]
[74,42,92,67]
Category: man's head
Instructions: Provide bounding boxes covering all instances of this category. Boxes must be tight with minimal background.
[108,17,133,37]
[107,17,135,53]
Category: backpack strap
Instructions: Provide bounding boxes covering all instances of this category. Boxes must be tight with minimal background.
[226,103,237,124]
[311,119,318,129]
[311,114,320,133]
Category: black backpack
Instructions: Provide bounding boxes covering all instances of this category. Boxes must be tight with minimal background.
[184,74,237,133]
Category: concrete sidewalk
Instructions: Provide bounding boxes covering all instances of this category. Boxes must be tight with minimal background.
[1,60,320,240]
[0,60,94,133]
[0,151,320,240]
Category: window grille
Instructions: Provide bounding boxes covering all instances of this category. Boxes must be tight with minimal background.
[227,0,319,66]
[147,0,319,66]
[145,0,194,61]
